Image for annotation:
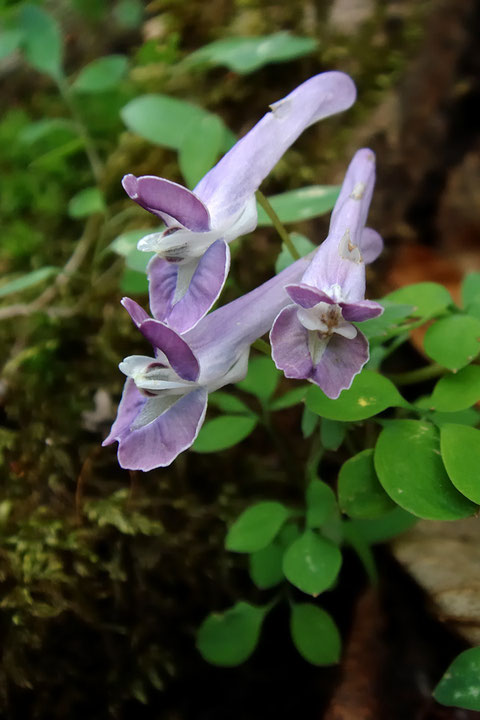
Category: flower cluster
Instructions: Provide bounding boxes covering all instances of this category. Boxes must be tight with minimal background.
[104,72,384,471]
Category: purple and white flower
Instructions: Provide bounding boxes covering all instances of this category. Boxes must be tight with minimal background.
[270,148,384,399]
[122,72,356,334]
[103,255,310,471]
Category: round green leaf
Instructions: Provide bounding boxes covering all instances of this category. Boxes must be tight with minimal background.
[347,507,417,545]
[249,542,284,589]
[72,55,128,93]
[383,282,452,320]
[338,449,395,519]
[360,301,414,340]
[236,355,280,402]
[283,530,342,596]
[185,32,317,74]
[68,187,105,218]
[440,424,480,504]
[424,314,480,370]
[306,370,407,421]
[434,647,480,711]
[305,480,337,529]
[197,602,266,666]
[226,501,289,553]
[121,94,232,152]
[208,392,253,415]
[290,604,341,666]
[258,186,340,226]
[430,365,480,411]
[192,415,257,453]
[374,420,476,520]
[320,418,346,451]
[270,384,309,411]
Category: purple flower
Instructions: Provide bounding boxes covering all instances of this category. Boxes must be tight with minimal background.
[122,72,356,334]
[103,255,310,471]
[270,148,384,399]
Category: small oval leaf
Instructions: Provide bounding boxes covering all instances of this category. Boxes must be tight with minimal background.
[249,542,284,589]
[226,501,289,553]
[73,55,128,93]
[434,647,480,711]
[192,415,257,453]
[290,604,341,666]
[283,530,342,596]
[258,186,340,226]
[424,314,480,370]
[197,602,266,666]
[338,449,395,519]
[306,370,407,422]
[430,366,480,412]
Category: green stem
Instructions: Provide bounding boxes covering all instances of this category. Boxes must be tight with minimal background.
[57,76,103,184]
[256,190,301,261]
[386,363,446,386]
[252,338,271,356]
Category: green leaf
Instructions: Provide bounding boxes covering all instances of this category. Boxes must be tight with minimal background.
[120,268,148,294]
[423,314,480,370]
[68,187,105,218]
[346,507,417,545]
[305,480,337,529]
[283,530,342,596]
[430,366,480,412]
[306,370,407,422]
[320,418,346,450]
[197,602,267,666]
[179,114,227,188]
[19,4,63,80]
[440,424,480,504]
[0,267,58,298]
[226,501,289,553]
[301,406,318,438]
[192,415,257,453]
[258,186,340,226]
[360,300,414,340]
[290,604,341,665]
[383,282,452,320]
[429,407,479,428]
[72,55,128,93]
[109,228,156,273]
[270,384,309,410]
[237,355,280,402]
[19,118,77,145]
[0,29,24,61]
[208,392,253,415]
[249,542,284,589]
[461,272,480,309]
[185,32,317,74]
[434,647,480,711]
[374,420,476,520]
[121,94,232,152]
[338,449,395,519]
[275,233,316,273]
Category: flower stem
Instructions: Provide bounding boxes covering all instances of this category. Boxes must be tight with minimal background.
[256,190,301,261]
[386,363,446,386]
[252,338,271,356]
[56,76,103,184]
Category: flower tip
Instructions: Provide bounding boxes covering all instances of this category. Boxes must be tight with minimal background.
[122,173,138,199]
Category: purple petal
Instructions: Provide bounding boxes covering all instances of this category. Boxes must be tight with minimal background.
[122,174,210,232]
[301,149,376,302]
[166,239,230,334]
[340,300,384,322]
[121,296,150,327]
[310,331,369,399]
[194,72,356,228]
[116,388,208,471]
[103,378,146,446]
[138,319,200,381]
[270,306,313,380]
[286,283,334,309]
[147,255,177,321]
[361,228,383,264]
